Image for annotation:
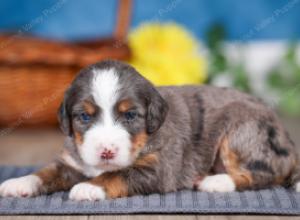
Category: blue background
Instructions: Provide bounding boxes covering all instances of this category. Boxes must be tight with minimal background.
[0,0,299,41]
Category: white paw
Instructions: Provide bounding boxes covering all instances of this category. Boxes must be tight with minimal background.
[0,175,42,197]
[69,183,106,201]
[197,174,236,193]
[295,182,300,192]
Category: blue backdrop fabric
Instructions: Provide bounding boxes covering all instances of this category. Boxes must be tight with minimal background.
[0,0,299,41]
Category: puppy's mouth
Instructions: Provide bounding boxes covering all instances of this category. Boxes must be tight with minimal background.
[96,163,122,171]
[94,157,134,172]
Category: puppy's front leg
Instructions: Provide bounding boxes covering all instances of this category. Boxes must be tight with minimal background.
[69,172,127,201]
[0,162,86,197]
[69,154,159,201]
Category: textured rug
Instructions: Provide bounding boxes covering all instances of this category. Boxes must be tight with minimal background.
[0,166,300,215]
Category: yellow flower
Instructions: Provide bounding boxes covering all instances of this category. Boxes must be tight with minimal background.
[128,22,207,86]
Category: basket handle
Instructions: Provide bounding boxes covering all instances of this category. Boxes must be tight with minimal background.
[114,0,132,40]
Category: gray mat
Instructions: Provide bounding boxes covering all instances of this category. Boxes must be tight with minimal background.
[0,166,300,215]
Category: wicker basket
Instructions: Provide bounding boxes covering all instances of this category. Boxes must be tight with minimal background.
[0,0,132,127]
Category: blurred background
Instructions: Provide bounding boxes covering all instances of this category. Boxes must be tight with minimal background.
[0,0,299,166]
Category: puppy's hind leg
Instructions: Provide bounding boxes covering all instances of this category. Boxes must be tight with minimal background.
[197,102,296,192]
[196,137,252,192]
[196,136,275,192]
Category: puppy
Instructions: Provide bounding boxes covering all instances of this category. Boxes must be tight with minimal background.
[1,60,299,201]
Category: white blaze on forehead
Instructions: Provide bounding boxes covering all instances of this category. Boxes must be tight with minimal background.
[92,68,120,117]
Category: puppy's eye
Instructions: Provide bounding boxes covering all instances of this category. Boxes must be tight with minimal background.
[80,112,91,123]
[124,111,137,121]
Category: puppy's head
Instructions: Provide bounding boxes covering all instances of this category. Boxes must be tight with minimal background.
[58,60,168,171]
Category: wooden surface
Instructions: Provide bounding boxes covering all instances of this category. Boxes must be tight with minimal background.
[0,215,299,220]
[0,116,300,219]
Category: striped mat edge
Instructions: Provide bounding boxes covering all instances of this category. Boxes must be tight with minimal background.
[0,166,299,215]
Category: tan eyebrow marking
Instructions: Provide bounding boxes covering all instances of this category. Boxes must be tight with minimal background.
[83,100,96,115]
[117,99,133,113]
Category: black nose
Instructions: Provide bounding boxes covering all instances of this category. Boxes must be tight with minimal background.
[101,149,115,160]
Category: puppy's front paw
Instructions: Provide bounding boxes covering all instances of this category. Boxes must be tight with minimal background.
[197,174,236,192]
[69,183,106,201]
[0,175,42,197]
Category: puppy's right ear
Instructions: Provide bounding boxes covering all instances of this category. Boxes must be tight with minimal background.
[57,92,72,136]
[145,86,169,134]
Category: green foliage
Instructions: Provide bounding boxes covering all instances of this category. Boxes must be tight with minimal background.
[205,24,227,80]
[267,43,300,116]
[205,24,252,93]
[206,24,300,116]
[231,63,252,92]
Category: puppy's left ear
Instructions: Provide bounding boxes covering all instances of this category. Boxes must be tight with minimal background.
[146,87,169,134]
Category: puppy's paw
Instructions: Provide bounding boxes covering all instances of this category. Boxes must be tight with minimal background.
[197,174,236,193]
[0,175,42,197]
[69,183,106,201]
[295,182,300,192]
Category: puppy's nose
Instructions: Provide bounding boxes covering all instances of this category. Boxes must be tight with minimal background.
[100,148,115,160]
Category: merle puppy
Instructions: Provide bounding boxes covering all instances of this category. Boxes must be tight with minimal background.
[1,60,299,201]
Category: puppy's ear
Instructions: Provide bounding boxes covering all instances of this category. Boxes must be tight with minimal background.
[146,87,169,134]
[57,92,72,136]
